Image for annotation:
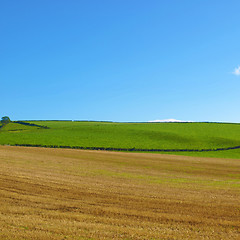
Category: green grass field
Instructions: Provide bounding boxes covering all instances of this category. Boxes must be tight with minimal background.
[0,121,240,158]
[0,122,40,132]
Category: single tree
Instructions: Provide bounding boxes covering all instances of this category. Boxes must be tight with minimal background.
[1,116,11,124]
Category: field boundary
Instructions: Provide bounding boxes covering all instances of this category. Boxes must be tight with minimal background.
[3,143,240,152]
[13,121,49,129]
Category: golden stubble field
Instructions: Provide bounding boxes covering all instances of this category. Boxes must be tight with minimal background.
[0,146,239,240]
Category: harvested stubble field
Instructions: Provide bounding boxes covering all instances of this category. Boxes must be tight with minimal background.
[0,146,239,240]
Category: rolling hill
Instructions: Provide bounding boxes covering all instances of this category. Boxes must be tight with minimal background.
[0,121,240,158]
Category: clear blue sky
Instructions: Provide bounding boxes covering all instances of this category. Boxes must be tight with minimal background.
[1,0,240,122]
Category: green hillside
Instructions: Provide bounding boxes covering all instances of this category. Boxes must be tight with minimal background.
[0,121,240,158]
[0,122,41,132]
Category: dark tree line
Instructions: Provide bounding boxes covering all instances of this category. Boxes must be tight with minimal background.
[1,116,11,124]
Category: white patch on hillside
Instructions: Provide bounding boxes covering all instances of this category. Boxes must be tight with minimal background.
[148,119,192,123]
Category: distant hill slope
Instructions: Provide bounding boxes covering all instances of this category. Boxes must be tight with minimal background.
[0,121,240,158]
[0,122,41,132]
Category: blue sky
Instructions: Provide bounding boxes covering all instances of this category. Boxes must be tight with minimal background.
[1,0,240,122]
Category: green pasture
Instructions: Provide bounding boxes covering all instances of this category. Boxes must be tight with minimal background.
[0,121,240,158]
[0,122,40,132]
